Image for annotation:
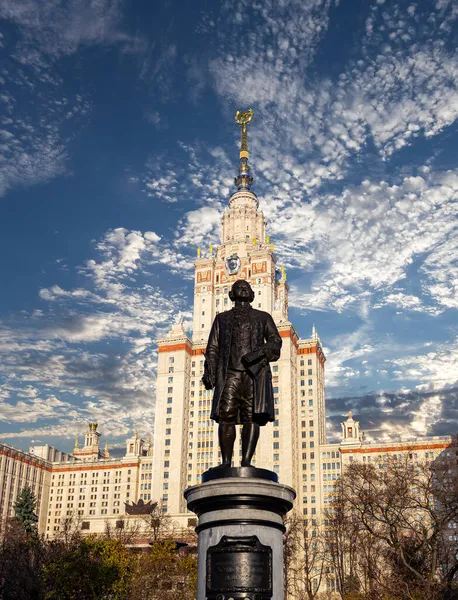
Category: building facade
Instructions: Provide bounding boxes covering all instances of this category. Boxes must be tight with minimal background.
[1,418,454,546]
[44,424,156,538]
[0,424,159,539]
[151,117,327,522]
[0,441,73,535]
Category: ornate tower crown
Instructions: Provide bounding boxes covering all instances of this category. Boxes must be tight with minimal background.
[234,108,254,191]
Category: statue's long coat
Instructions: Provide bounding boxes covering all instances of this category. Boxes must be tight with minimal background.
[204,307,282,425]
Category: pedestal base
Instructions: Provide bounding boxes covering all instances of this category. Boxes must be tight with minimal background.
[185,473,295,600]
[202,465,278,483]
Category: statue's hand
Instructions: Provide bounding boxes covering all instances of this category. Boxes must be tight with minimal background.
[242,347,266,367]
[202,372,214,390]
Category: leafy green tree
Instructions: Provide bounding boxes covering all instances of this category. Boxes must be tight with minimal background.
[131,539,197,600]
[13,486,39,534]
[41,536,134,599]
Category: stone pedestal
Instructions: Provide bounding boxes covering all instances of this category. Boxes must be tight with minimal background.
[184,467,296,600]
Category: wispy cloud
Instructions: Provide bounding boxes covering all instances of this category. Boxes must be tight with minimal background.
[0,0,141,63]
[139,1,458,318]
[327,384,458,443]
[0,0,146,198]
[0,227,195,443]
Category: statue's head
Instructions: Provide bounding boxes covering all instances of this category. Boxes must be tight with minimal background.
[229,279,255,303]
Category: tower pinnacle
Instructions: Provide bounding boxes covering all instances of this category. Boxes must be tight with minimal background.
[234,108,254,190]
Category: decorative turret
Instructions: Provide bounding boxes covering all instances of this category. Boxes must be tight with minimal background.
[341,411,364,446]
[74,422,109,462]
[125,428,145,456]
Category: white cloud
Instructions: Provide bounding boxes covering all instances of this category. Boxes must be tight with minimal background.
[392,337,458,389]
[0,0,146,198]
[135,1,458,316]
[176,206,222,247]
[0,224,197,443]
[324,324,375,389]
[284,168,458,314]
[0,0,142,62]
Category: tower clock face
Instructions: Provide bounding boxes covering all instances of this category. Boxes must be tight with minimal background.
[226,254,241,275]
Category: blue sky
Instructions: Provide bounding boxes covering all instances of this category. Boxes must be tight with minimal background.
[1,0,458,454]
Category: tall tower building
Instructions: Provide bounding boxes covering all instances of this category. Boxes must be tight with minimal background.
[152,111,326,520]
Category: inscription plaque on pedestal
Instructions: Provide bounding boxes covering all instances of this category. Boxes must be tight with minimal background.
[206,535,272,600]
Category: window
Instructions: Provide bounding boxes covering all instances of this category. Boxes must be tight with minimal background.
[308,379,313,386]
[308,359,312,365]
[308,369,312,375]
[166,408,172,414]
[167,387,173,393]
[169,357,174,363]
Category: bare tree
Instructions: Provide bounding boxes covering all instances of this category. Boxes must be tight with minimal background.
[139,501,177,542]
[335,450,458,600]
[324,485,361,600]
[284,514,326,599]
[57,510,82,545]
[104,517,142,544]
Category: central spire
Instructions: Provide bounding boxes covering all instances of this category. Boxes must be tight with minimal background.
[234,108,254,190]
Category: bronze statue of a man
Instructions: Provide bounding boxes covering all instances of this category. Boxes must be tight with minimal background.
[202,280,282,468]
